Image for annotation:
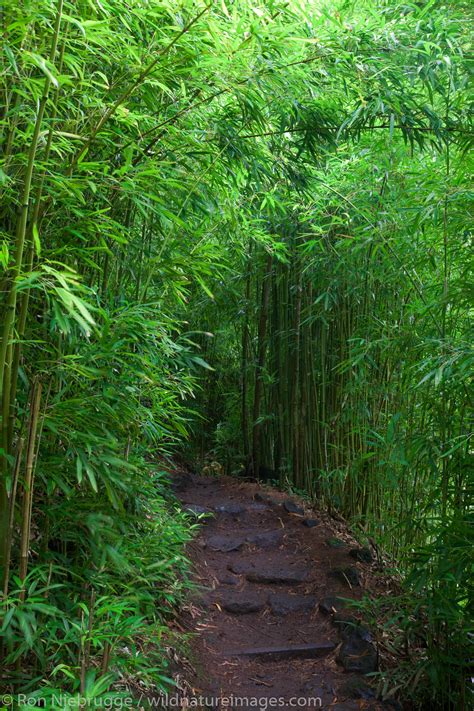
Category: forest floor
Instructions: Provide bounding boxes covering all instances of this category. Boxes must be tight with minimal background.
[171,472,401,711]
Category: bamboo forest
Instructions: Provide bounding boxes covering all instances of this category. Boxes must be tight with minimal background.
[0,0,472,709]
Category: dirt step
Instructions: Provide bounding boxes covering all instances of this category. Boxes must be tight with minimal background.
[228,641,336,661]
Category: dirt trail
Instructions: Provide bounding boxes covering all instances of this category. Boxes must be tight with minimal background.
[175,472,396,711]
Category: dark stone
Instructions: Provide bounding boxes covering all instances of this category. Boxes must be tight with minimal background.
[339,677,375,701]
[350,547,373,564]
[246,530,284,549]
[337,633,378,674]
[326,537,346,548]
[232,641,336,661]
[221,594,266,615]
[184,504,213,516]
[228,562,310,585]
[247,568,309,585]
[206,534,244,552]
[214,503,245,515]
[219,574,240,586]
[228,561,252,575]
[331,566,361,587]
[302,518,319,528]
[247,502,268,512]
[283,499,304,515]
[254,492,279,505]
[319,596,347,615]
[268,593,317,616]
[333,614,371,642]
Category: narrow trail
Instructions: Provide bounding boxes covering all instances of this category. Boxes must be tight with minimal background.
[175,472,396,711]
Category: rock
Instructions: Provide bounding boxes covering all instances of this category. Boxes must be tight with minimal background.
[331,566,361,587]
[219,574,240,586]
[337,632,378,674]
[319,596,347,616]
[228,561,251,575]
[339,676,375,701]
[247,502,268,512]
[228,562,310,585]
[214,503,246,515]
[247,568,310,585]
[254,492,278,505]
[184,504,213,516]
[283,499,304,515]
[268,593,317,616]
[206,534,244,552]
[349,547,373,564]
[221,594,266,615]
[245,530,283,549]
[333,614,371,642]
[302,518,319,528]
[231,641,336,661]
[325,537,346,548]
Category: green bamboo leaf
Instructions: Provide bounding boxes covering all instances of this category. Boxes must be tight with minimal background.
[24,51,59,87]
[32,223,41,257]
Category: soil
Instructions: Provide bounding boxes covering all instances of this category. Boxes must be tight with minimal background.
[175,472,399,711]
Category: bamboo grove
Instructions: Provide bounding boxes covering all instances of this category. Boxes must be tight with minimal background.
[0,0,472,708]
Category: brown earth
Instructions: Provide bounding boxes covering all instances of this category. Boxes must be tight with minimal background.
[174,472,400,711]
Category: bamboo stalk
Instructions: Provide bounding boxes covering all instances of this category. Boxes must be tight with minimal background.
[241,246,252,464]
[1,438,24,599]
[18,380,42,597]
[80,590,96,695]
[251,253,272,478]
[0,0,64,564]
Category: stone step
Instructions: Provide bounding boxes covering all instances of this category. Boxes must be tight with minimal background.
[268,592,317,616]
[220,593,267,615]
[205,529,284,553]
[214,502,246,515]
[229,561,310,584]
[228,641,336,661]
[206,534,244,552]
[245,530,284,549]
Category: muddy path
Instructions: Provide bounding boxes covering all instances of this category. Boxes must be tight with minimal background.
[175,472,398,711]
